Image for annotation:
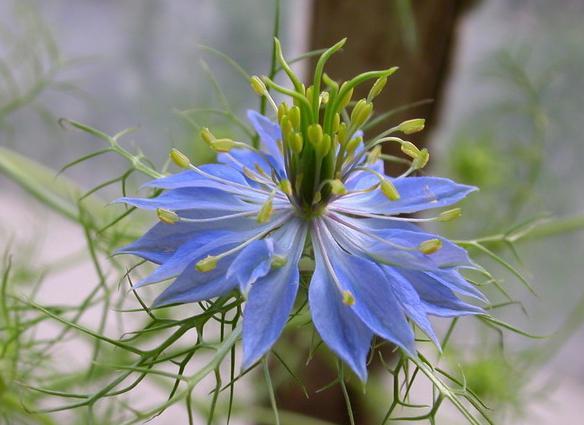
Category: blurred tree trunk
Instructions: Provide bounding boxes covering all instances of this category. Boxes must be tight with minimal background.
[274,1,476,425]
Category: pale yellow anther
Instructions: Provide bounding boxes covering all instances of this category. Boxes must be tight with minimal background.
[169,148,191,168]
[329,179,347,195]
[156,208,179,224]
[200,128,216,146]
[412,148,430,169]
[271,256,287,269]
[320,91,330,105]
[256,198,273,223]
[209,138,240,153]
[342,290,356,306]
[332,113,341,133]
[350,99,373,129]
[438,208,462,222]
[196,255,218,272]
[279,179,293,196]
[400,141,421,159]
[418,239,442,255]
[398,118,425,135]
[250,75,267,96]
[380,179,400,201]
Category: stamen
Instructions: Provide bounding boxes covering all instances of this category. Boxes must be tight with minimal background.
[257,190,276,223]
[271,256,287,269]
[342,290,356,305]
[156,208,179,224]
[397,118,425,135]
[438,208,462,222]
[196,212,292,272]
[169,148,191,169]
[249,75,278,112]
[418,239,442,254]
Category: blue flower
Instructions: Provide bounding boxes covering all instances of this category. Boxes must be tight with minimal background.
[117,45,485,381]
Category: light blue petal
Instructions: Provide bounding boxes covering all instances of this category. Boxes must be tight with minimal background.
[116,187,260,212]
[333,177,477,215]
[428,269,487,302]
[309,250,372,381]
[217,149,286,179]
[152,257,236,308]
[401,270,485,317]
[382,266,440,348]
[226,239,274,294]
[247,110,284,164]
[242,219,307,369]
[316,225,416,357]
[142,164,250,191]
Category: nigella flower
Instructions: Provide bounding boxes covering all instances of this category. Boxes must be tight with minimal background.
[117,39,485,381]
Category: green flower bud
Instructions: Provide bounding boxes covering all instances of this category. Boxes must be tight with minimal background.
[156,208,179,224]
[338,83,354,110]
[350,99,373,129]
[277,102,289,123]
[250,75,267,95]
[290,132,303,153]
[307,124,323,146]
[169,148,191,168]
[380,179,400,201]
[398,118,425,135]
[418,238,442,254]
[368,76,387,100]
[196,255,218,272]
[288,106,301,129]
[438,208,462,222]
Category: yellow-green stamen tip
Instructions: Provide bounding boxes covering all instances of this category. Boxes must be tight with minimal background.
[438,208,462,222]
[169,148,191,168]
[257,198,273,223]
[250,75,267,96]
[413,148,430,169]
[400,141,421,159]
[398,118,425,135]
[342,290,356,306]
[271,256,287,269]
[196,255,218,272]
[350,99,373,129]
[156,208,179,224]
[418,238,442,255]
[380,179,400,201]
[368,76,388,100]
[200,128,216,146]
[279,179,293,196]
[209,138,239,153]
[329,179,347,195]
[307,124,323,146]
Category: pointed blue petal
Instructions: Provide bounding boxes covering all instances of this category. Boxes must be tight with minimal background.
[333,177,477,215]
[227,239,274,294]
[428,269,487,302]
[116,187,260,212]
[315,225,416,357]
[247,110,283,164]
[382,267,440,348]
[401,270,485,317]
[152,258,236,308]
[242,220,307,369]
[142,164,250,191]
[309,253,372,381]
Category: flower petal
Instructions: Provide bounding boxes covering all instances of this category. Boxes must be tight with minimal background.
[142,164,250,191]
[315,222,416,357]
[401,270,485,317]
[333,177,477,215]
[242,219,307,369]
[308,250,372,381]
[247,110,283,164]
[227,238,274,294]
